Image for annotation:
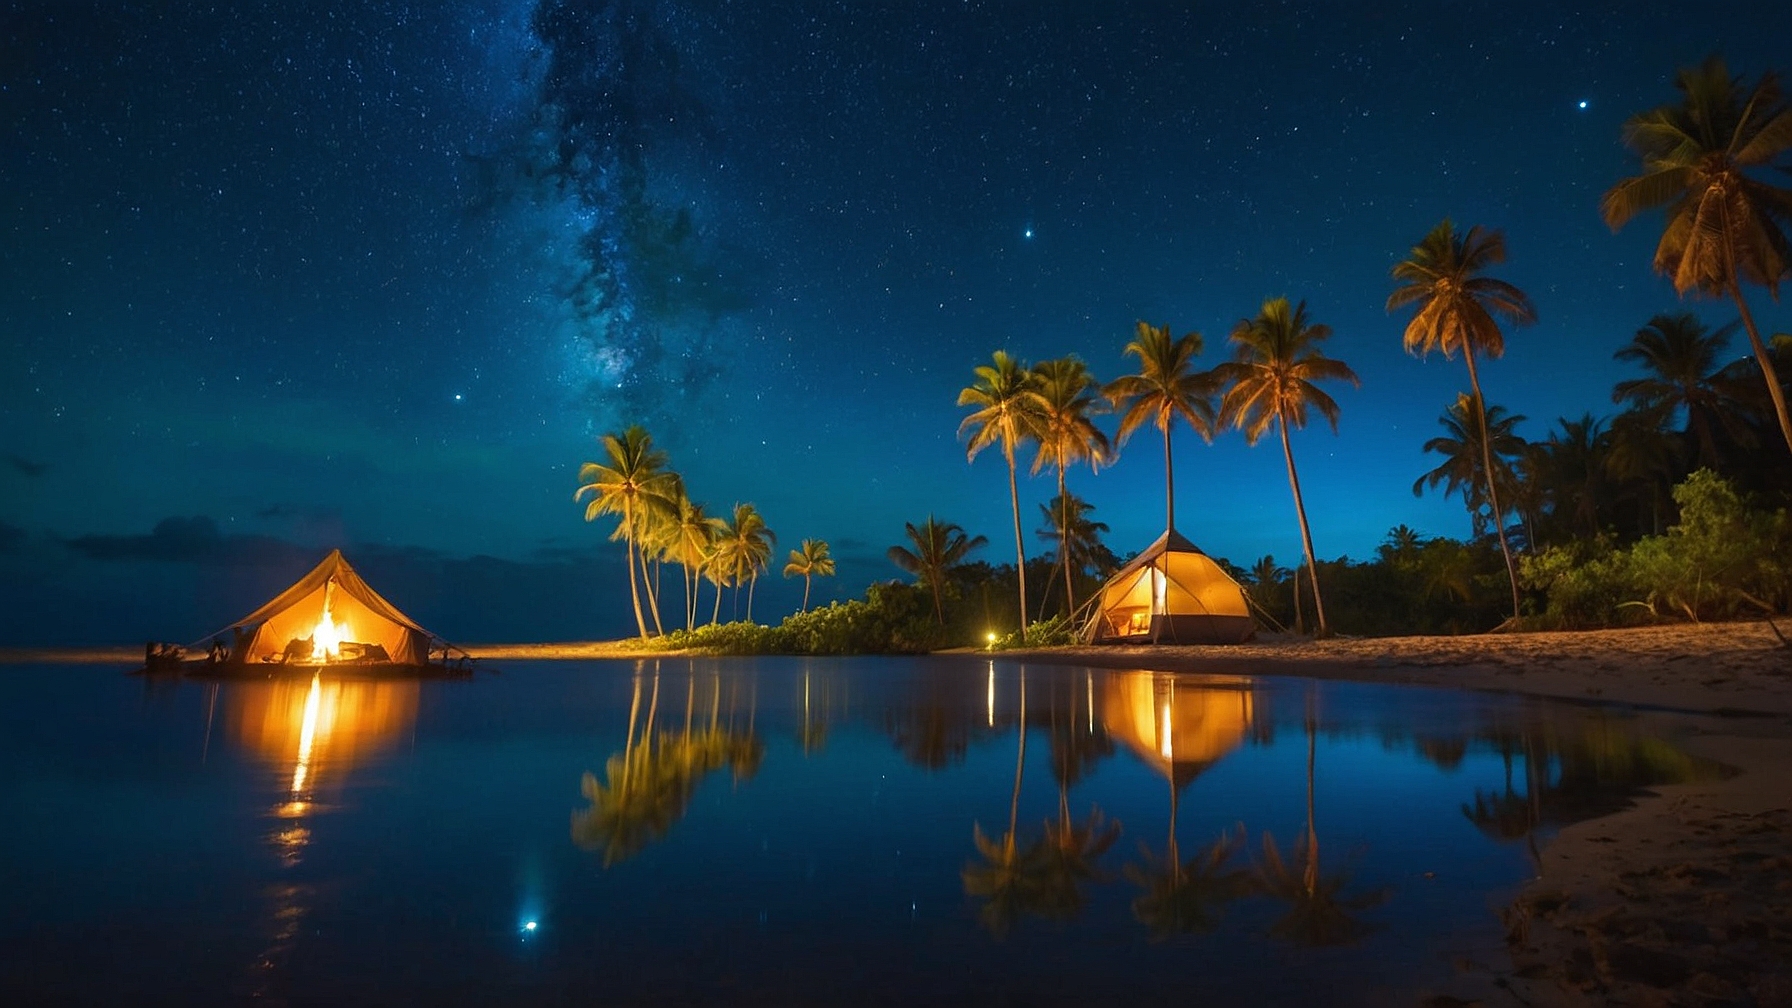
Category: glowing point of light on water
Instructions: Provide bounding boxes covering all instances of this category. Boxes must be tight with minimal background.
[986,664,996,727]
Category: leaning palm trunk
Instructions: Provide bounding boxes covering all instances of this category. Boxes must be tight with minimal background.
[622,499,648,640]
[639,549,664,636]
[1462,349,1522,619]
[747,573,757,624]
[1725,267,1792,455]
[711,572,724,626]
[1005,448,1029,636]
[1277,412,1328,636]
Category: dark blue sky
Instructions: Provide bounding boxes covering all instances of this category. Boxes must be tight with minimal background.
[3,0,1789,643]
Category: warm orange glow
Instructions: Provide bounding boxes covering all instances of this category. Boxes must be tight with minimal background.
[290,673,324,794]
[1104,672,1255,784]
[309,601,347,662]
[230,675,419,801]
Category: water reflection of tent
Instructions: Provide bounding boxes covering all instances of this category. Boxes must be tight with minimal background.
[1080,530,1254,644]
[1103,672,1255,787]
[220,550,444,668]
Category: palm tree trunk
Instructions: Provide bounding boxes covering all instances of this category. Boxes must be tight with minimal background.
[1005,447,1029,636]
[802,574,812,613]
[747,573,757,623]
[1727,280,1792,457]
[711,573,724,626]
[640,549,665,636]
[1162,421,1175,533]
[1059,464,1075,619]
[682,562,695,632]
[622,499,648,640]
[1291,566,1304,635]
[1462,348,1522,620]
[1277,413,1329,636]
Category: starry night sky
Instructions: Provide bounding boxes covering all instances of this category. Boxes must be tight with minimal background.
[3,0,1789,644]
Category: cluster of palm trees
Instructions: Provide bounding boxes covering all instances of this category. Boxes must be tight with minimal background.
[951,55,1791,636]
[958,297,1362,637]
[576,426,834,640]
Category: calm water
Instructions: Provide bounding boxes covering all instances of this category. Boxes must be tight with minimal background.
[0,658,1725,1007]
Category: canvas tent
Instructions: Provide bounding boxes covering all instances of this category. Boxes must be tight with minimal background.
[1080,529,1254,644]
[215,550,440,668]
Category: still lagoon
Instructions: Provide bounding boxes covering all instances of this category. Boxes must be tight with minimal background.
[0,658,1725,1006]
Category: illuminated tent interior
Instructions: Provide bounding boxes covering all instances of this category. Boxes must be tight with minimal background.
[218,550,440,667]
[1080,529,1255,644]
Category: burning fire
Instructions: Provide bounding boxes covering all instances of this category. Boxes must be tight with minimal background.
[310,604,347,662]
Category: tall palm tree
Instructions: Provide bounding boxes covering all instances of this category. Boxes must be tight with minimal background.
[666,492,724,631]
[1034,493,1112,618]
[1213,298,1360,637]
[575,426,679,640]
[959,351,1044,635]
[1388,219,1537,619]
[888,516,988,624]
[702,541,732,626]
[716,503,774,623]
[1103,321,1216,535]
[1413,393,1528,540]
[1613,313,1753,470]
[782,539,835,613]
[1602,56,1792,456]
[1028,357,1111,619]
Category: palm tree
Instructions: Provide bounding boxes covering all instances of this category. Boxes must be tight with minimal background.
[1213,298,1360,637]
[1533,414,1612,543]
[1602,56,1792,456]
[666,492,724,631]
[1613,313,1754,470]
[716,503,774,623]
[1388,219,1538,619]
[1034,493,1112,617]
[575,426,679,640]
[782,539,835,613]
[1413,394,1528,540]
[1028,357,1111,619]
[959,351,1044,636]
[888,516,988,624]
[702,541,732,626]
[1103,321,1216,535]
[1606,409,1685,535]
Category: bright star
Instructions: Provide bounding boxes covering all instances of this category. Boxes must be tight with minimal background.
[522,920,538,932]
[1577,100,1588,110]
[453,393,463,401]
[1023,227,1033,239]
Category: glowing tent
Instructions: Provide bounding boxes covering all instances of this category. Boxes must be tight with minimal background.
[217,550,441,668]
[1080,529,1254,644]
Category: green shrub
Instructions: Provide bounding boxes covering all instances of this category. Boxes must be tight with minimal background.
[993,614,1079,650]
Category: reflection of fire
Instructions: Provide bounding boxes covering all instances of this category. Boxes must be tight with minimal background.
[229,675,420,807]
[309,604,347,662]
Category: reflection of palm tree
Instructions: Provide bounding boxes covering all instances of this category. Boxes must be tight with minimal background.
[1033,675,1119,918]
[1127,827,1247,939]
[571,665,761,866]
[1253,691,1388,946]
[962,668,1040,938]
